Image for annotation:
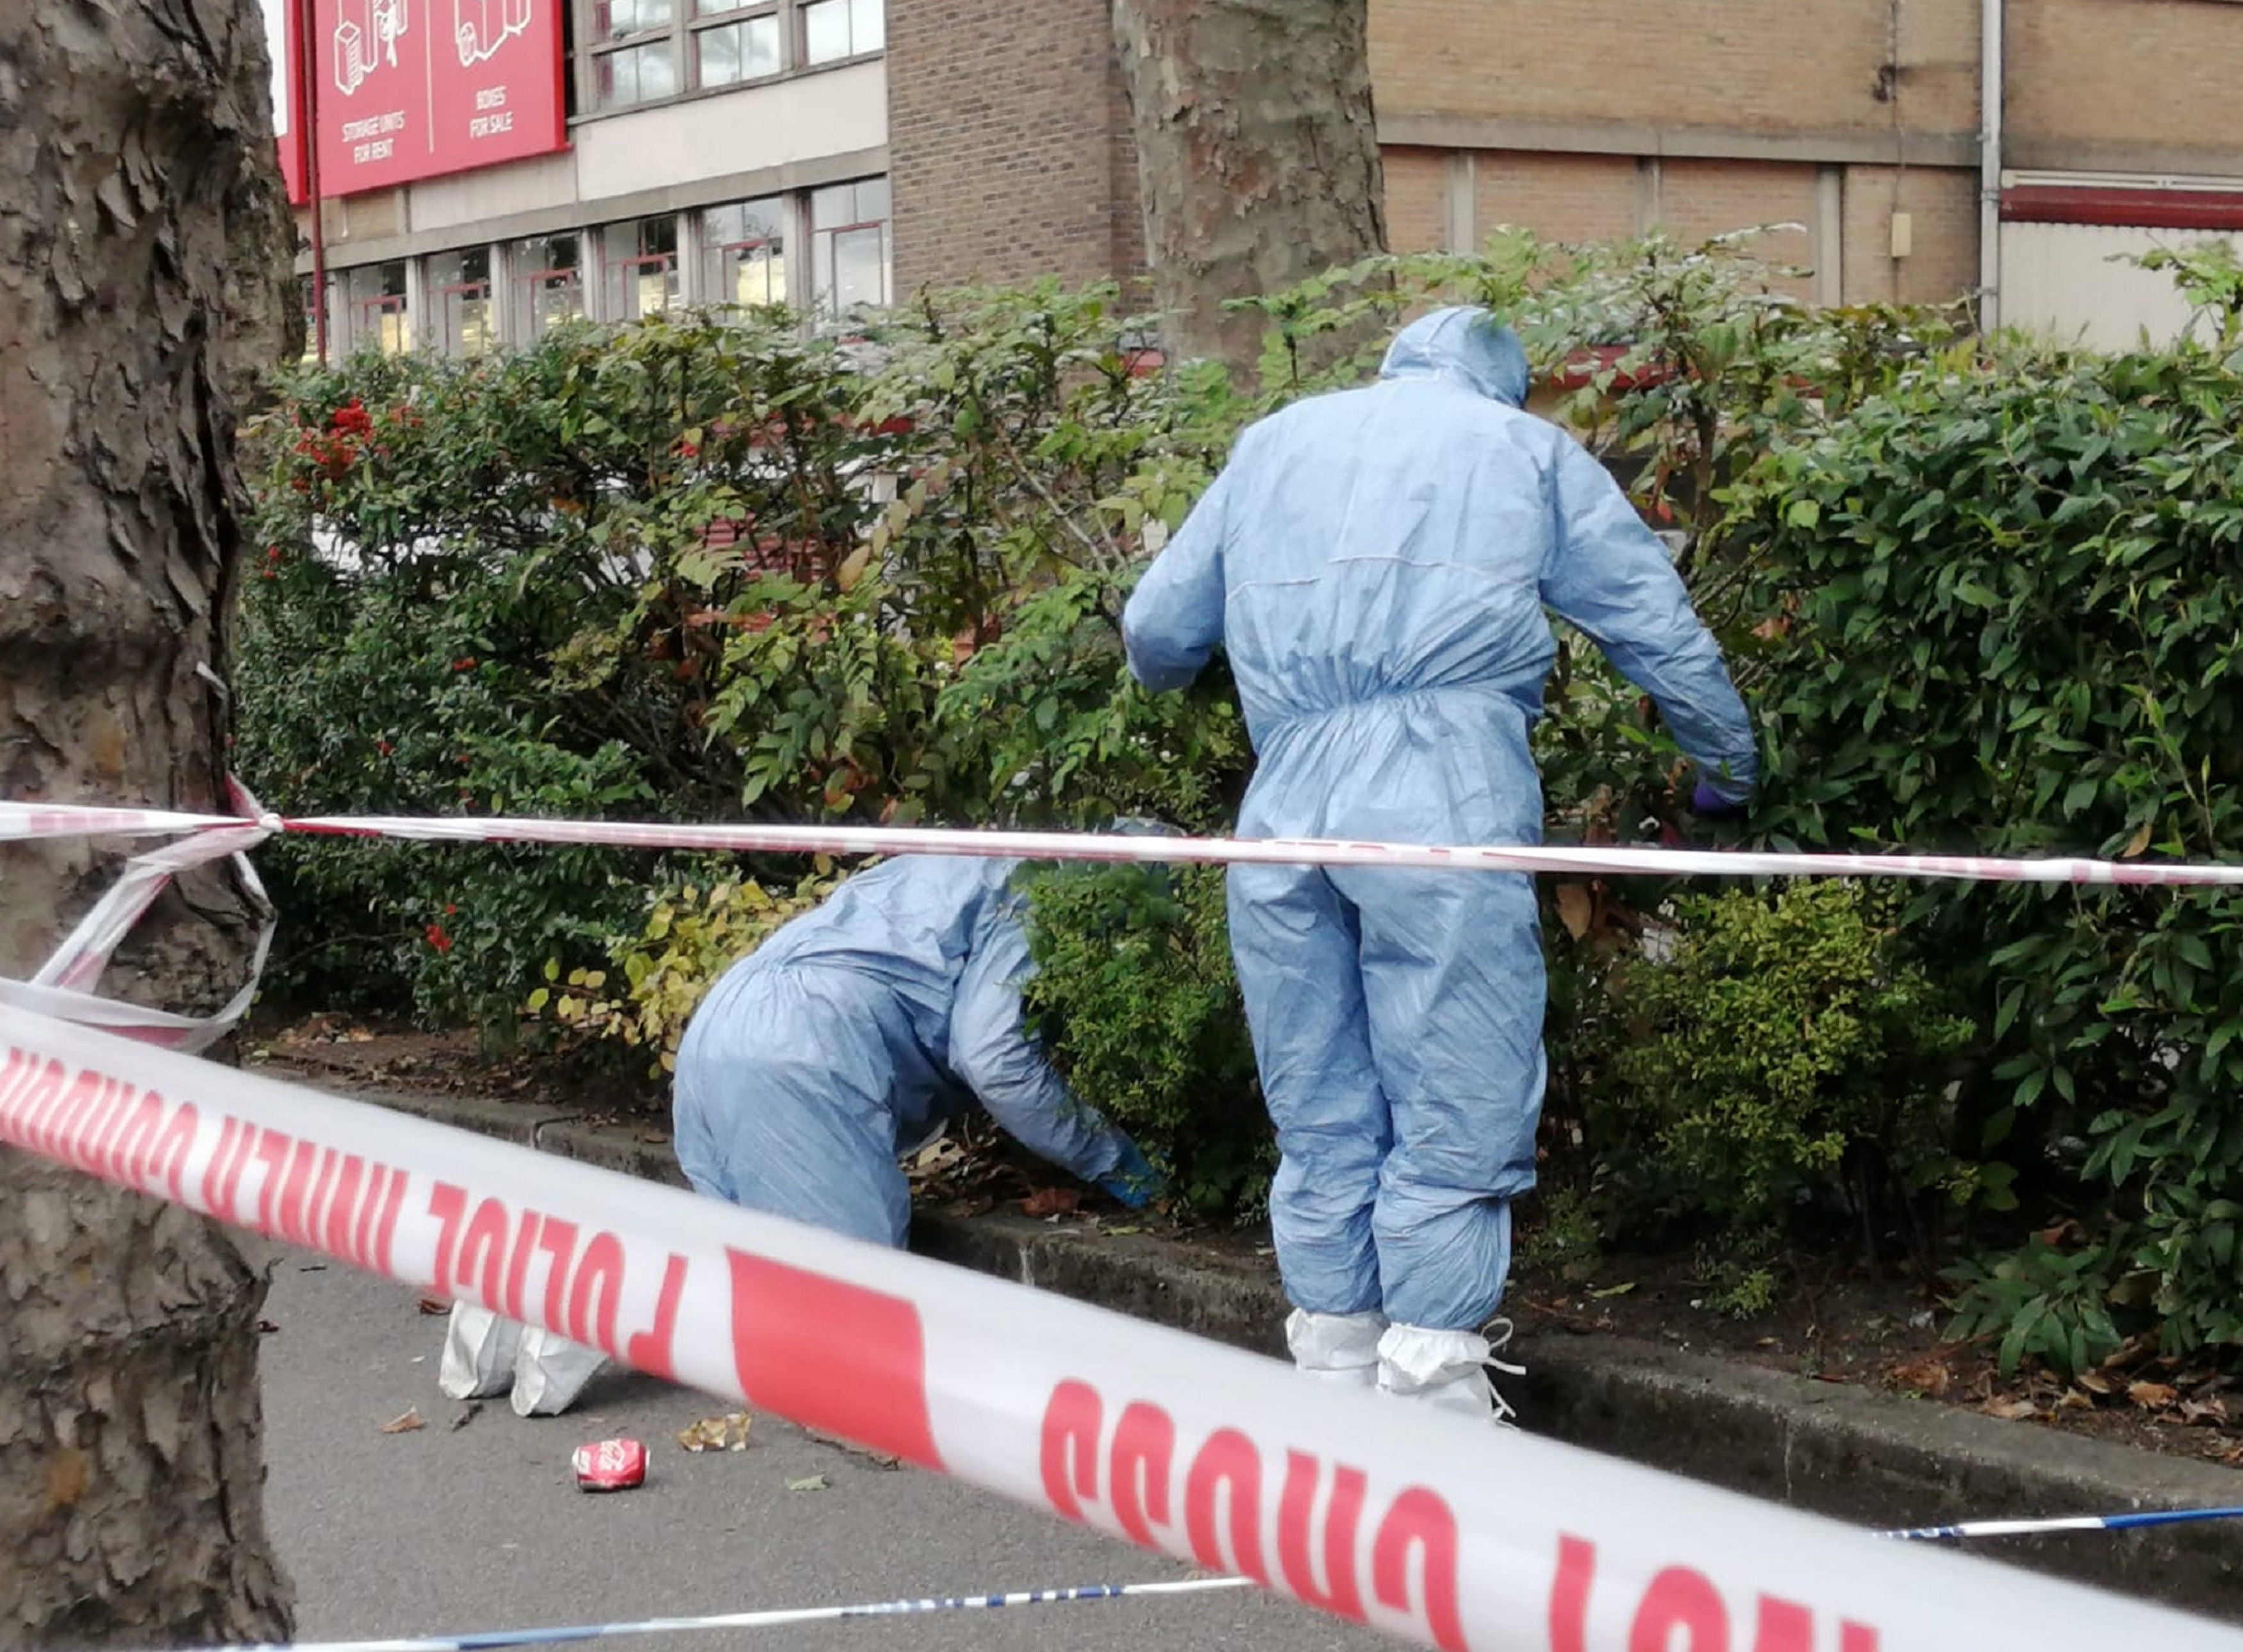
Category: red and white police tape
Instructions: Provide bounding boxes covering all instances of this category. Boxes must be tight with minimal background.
[2,1004,2238,1652]
[12,797,2243,887]
[0,786,276,1053]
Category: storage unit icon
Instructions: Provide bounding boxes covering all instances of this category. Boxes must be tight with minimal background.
[335,0,408,96]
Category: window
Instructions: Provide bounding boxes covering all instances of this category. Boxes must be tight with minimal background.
[575,0,877,112]
[298,275,329,363]
[511,231,586,339]
[344,260,410,355]
[809,177,890,313]
[605,215,681,318]
[593,38,678,105]
[692,1,779,87]
[800,0,880,65]
[429,247,495,357]
[702,197,787,309]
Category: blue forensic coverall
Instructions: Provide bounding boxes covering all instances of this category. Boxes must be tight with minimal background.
[672,855,1160,1247]
[1122,307,1755,1403]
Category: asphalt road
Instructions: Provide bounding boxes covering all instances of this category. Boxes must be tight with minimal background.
[256,1248,1389,1652]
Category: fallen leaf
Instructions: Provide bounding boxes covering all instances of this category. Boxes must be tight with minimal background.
[1554,883,1594,941]
[380,1408,426,1434]
[256,1319,281,1335]
[1890,1359,1952,1398]
[417,1297,450,1316]
[785,1474,830,1493]
[1586,1281,1636,1300]
[2076,1369,2116,1395]
[2058,1388,2094,1411]
[638,1130,671,1145]
[677,1412,754,1453]
[2180,1394,2231,1426]
[345,1027,374,1043]
[450,1403,483,1432]
[1020,1187,1080,1218]
[2130,1381,2180,1410]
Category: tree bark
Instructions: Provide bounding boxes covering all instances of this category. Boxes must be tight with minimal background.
[0,0,297,1643]
[1112,0,1388,373]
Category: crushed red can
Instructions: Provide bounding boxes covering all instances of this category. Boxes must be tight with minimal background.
[571,1437,647,1492]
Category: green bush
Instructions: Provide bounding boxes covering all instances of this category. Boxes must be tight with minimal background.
[1017,862,1268,1215]
[1593,880,1978,1313]
[1731,332,2243,1365]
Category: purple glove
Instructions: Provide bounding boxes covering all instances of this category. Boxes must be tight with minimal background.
[1689,778,1750,822]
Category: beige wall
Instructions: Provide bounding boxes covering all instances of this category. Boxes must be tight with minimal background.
[1370,0,1978,142]
[2008,0,2243,172]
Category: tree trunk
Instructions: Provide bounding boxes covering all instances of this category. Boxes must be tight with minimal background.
[0,1,298,1643]
[1112,0,1387,373]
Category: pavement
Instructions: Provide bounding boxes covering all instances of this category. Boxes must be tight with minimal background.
[256,1078,2243,1626]
[255,1246,1387,1652]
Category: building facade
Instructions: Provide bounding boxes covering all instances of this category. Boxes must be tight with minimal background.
[286,0,2243,359]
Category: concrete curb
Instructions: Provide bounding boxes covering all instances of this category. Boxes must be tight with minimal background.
[335,1078,2243,1621]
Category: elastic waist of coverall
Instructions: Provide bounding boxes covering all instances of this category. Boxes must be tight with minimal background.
[1249,678,1534,747]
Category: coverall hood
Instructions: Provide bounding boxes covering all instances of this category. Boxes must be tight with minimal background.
[1378,306,1530,408]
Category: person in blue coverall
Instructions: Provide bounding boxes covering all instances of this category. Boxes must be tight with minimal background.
[672,854,1164,1247]
[1121,306,1757,1423]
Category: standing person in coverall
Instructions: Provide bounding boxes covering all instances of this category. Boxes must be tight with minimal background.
[1122,306,1757,1423]
[442,854,1163,1417]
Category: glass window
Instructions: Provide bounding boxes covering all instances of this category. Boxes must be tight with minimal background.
[702,197,786,310]
[593,38,677,106]
[511,232,585,339]
[298,275,327,364]
[428,247,495,357]
[801,0,880,65]
[693,13,779,85]
[605,215,681,319]
[593,0,672,38]
[809,177,890,314]
[344,260,411,356]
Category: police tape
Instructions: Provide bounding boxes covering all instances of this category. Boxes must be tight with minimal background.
[10,797,2243,888]
[0,784,277,1053]
[3,1005,2238,1652]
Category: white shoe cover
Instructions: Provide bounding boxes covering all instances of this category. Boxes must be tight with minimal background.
[509,1324,607,1417]
[438,1302,521,1400]
[1378,1318,1525,1426]
[1286,1308,1387,1388]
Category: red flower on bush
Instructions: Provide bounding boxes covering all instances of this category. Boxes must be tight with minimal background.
[331,399,374,438]
[452,657,476,672]
[424,922,453,954]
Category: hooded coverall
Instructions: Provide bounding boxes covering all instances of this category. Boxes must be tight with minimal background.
[1122,306,1756,1416]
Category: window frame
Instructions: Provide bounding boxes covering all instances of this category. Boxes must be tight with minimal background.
[572,0,872,119]
[808,178,891,315]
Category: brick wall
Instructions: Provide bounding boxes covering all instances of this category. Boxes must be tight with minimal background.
[1369,0,1978,140]
[1384,148,1450,252]
[1839,164,1979,307]
[887,0,1143,295]
[1476,151,1636,244]
[2007,0,2243,171]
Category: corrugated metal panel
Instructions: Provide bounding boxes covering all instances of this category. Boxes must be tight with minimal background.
[2000,219,2243,351]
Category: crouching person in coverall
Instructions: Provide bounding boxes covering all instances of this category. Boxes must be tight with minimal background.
[442,854,1163,1416]
[670,853,1165,1243]
[1121,306,1757,1423]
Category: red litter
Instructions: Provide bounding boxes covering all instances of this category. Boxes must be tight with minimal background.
[572,1437,648,1492]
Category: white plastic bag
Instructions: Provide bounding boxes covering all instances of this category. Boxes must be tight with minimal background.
[438,1301,520,1400]
[510,1325,607,1417]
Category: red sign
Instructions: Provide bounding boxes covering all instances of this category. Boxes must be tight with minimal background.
[288,0,567,200]
[264,0,309,203]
